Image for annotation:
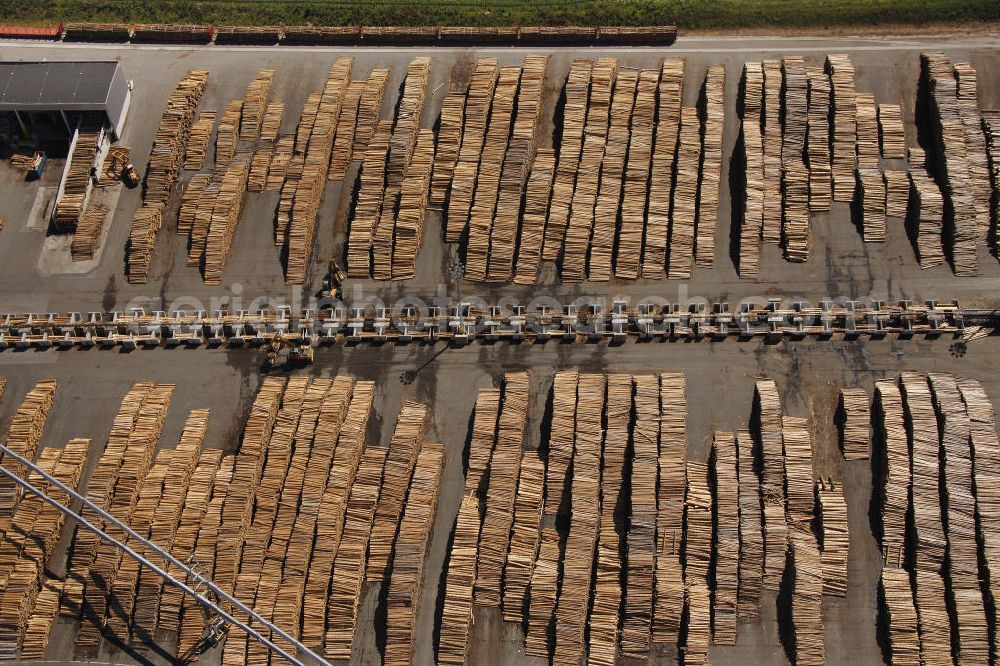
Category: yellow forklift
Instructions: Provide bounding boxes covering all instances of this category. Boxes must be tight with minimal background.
[264,333,314,368]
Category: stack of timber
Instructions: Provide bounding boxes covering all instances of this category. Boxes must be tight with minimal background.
[214,100,243,171]
[839,388,870,460]
[907,148,945,268]
[362,26,439,44]
[502,452,545,625]
[736,431,764,620]
[266,135,295,190]
[464,389,501,496]
[713,431,739,644]
[430,89,466,205]
[858,168,887,242]
[145,70,209,206]
[131,23,212,43]
[63,23,130,41]
[541,59,592,258]
[202,159,251,284]
[985,114,1000,254]
[615,68,657,280]
[512,149,556,284]
[921,52,979,275]
[755,378,787,590]
[463,65,522,283]
[855,93,881,170]
[542,370,578,517]
[641,58,684,278]
[519,26,598,43]
[183,110,216,170]
[439,26,520,43]
[0,380,58,526]
[781,57,811,262]
[70,201,109,261]
[827,54,858,201]
[874,380,909,566]
[695,65,725,268]
[54,130,100,229]
[346,121,392,277]
[214,25,282,45]
[283,26,360,44]
[247,142,273,192]
[125,203,165,283]
[667,106,700,278]
[880,567,921,665]
[884,170,910,218]
[791,535,826,665]
[354,68,390,156]
[20,579,63,660]
[877,103,906,159]
[390,129,435,279]
[953,62,992,242]
[739,63,764,278]
[817,480,849,596]
[524,528,562,657]
[806,66,832,211]
[653,372,686,646]
[328,83,363,181]
[437,495,481,664]
[761,60,783,243]
[782,416,813,526]
[684,460,713,662]
[597,26,678,44]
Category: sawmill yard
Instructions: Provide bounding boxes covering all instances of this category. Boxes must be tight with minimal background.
[0,28,998,666]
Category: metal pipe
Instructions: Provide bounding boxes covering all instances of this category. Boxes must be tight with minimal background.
[0,443,330,666]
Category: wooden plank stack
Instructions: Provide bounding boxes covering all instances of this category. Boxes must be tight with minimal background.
[430,89,467,205]
[390,128,435,279]
[855,92,881,170]
[0,379,58,528]
[684,460,713,663]
[736,431,764,620]
[756,378,788,591]
[907,147,945,268]
[713,431,739,645]
[953,62,992,242]
[839,388,870,460]
[502,451,545,624]
[512,149,556,284]
[827,54,858,202]
[695,65,725,268]
[214,100,243,171]
[202,159,251,284]
[781,57,811,262]
[807,66,832,211]
[214,25,282,45]
[884,169,910,218]
[54,130,100,230]
[874,380,909,566]
[858,168,887,242]
[63,22,130,41]
[817,479,848,596]
[667,106,700,278]
[739,63,764,278]
[437,494,482,664]
[525,527,562,657]
[266,134,295,190]
[641,58,684,278]
[329,82,363,180]
[183,110,216,170]
[985,114,1000,255]
[878,103,906,159]
[615,69,657,279]
[70,201,109,261]
[464,389,501,496]
[782,416,813,526]
[355,68,390,155]
[145,69,209,206]
[761,60,784,242]
[126,203,165,283]
[791,535,826,665]
[131,23,212,43]
[346,120,392,276]
[880,567,921,665]
[653,372,686,646]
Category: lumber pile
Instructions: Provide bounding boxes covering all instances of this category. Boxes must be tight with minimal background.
[63,22,130,41]
[615,69,657,279]
[755,379,787,590]
[214,100,243,171]
[552,374,605,664]
[761,60,783,242]
[880,567,921,666]
[807,67,832,211]
[543,370,578,517]
[641,58,684,278]
[328,83,362,180]
[354,68,390,155]
[282,26,360,44]
[921,52,979,275]
[214,25,282,44]
[519,26,597,43]
[384,445,444,666]
[598,25,678,44]
[695,65,725,268]
[874,381,909,566]
[430,90,466,205]
[502,451,545,624]
[684,460,713,662]
[541,59,592,258]
[0,379,58,529]
[667,106,700,278]
[464,389,501,496]
[985,114,1000,254]
[346,120,392,276]
[817,480,848,597]
[266,135,295,190]
[240,70,277,141]
[781,56,811,262]
[953,62,992,242]
[439,26,520,43]
[125,203,165,283]
[54,130,100,230]
[858,168,887,242]
[131,23,212,43]
[247,143,273,192]
[437,495,481,664]
[791,535,826,665]
[202,159,251,284]
[878,103,906,159]
[713,431,739,645]
[621,375,659,659]
[739,62,764,278]
[901,373,947,565]
[389,128,435,279]
[512,149,556,284]
[839,388,870,460]
[855,92,880,170]
[464,65,522,282]
[884,169,910,218]
[782,416,813,527]
[367,400,428,581]
[589,70,637,282]
[827,54,858,202]
[736,431,764,620]
[474,372,529,606]
[19,578,62,660]
[70,201,109,261]
[653,372,686,646]
[588,376,630,665]
[145,69,209,206]
[524,528,562,657]
[907,148,945,268]
[183,110,216,170]
[362,25,438,44]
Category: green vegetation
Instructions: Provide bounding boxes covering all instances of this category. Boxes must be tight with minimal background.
[3,0,997,30]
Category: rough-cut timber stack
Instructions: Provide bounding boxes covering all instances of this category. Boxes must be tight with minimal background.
[874,380,909,567]
[855,93,881,171]
[346,120,392,277]
[63,22,130,41]
[131,23,212,43]
[438,494,481,664]
[553,374,605,665]
[736,431,764,620]
[355,68,390,154]
[807,67,832,211]
[430,89,466,204]
[791,535,826,665]
[144,69,209,206]
[739,63,764,278]
[390,128,435,279]
[985,114,1000,254]
[588,375,630,665]
[782,416,813,527]
[695,65,725,268]
[463,65,522,283]
[907,147,945,268]
[817,480,848,596]
[214,100,243,170]
[329,83,362,180]
[502,451,545,624]
[684,460,713,663]
[827,54,858,202]
[525,528,561,657]
[70,201,109,261]
[183,110,216,169]
[921,52,979,276]
[858,168,887,242]
[880,567,921,666]
[615,69,657,280]
[884,170,910,218]
[485,54,549,283]
[125,203,165,283]
[214,25,282,45]
[285,57,353,284]
[54,130,100,229]
[446,58,500,242]
[667,106,700,278]
[839,388,870,459]
[464,389,501,496]
[589,70,636,282]
[713,431,739,644]
[761,60,783,243]
[953,62,992,243]
[20,579,63,660]
[621,374,658,659]
[641,58,684,278]
[283,26,360,44]
[475,372,529,606]
[0,380,58,529]
[653,372,686,647]
[781,56,811,262]
[512,149,556,284]
[384,445,444,666]
[542,59,592,259]
[202,159,251,284]
[756,379,787,591]
[877,103,906,159]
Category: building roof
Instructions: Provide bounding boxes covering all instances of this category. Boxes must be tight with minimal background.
[0,61,121,111]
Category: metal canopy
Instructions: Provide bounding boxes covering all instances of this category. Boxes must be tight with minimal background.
[0,61,120,111]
